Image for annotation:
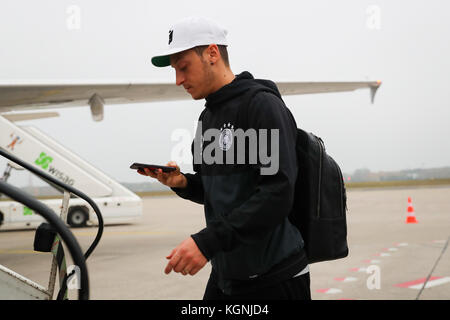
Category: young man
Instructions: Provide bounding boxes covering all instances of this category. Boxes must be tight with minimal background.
[143,16,310,300]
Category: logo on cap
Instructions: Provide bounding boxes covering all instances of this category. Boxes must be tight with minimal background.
[168,30,173,45]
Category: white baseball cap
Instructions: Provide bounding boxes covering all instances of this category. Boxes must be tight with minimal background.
[151,17,228,67]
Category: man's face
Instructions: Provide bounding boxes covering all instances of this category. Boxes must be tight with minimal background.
[170,48,214,100]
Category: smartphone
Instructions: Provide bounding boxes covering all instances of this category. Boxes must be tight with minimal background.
[130,162,176,173]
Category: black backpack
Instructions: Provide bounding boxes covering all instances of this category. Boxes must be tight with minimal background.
[239,85,349,264]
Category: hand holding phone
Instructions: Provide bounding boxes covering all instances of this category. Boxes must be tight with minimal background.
[130,162,176,173]
[131,161,187,189]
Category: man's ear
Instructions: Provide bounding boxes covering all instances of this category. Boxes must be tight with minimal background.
[206,44,220,65]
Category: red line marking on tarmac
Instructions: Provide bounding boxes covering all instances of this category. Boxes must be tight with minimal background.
[395,277,441,288]
[334,277,357,282]
[382,247,398,252]
[316,288,343,294]
[362,259,381,264]
[410,277,450,289]
[374,252,390,257]
[349,267,367,273]
[395,242,408,247]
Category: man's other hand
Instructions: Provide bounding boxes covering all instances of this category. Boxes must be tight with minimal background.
[165,237,208,276]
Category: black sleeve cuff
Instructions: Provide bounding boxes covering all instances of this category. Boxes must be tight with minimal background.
[191,228,222,261]
[170,173,194,199]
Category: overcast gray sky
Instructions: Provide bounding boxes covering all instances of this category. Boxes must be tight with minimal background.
[1,0,450,186]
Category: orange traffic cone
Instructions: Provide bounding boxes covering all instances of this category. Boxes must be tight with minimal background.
[406,197,418,223]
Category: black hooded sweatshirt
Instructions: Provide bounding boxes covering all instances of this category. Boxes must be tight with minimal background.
[172,71,308,295]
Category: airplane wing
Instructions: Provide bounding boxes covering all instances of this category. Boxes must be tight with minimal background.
[277,81,381,103]
[0,80,381,121]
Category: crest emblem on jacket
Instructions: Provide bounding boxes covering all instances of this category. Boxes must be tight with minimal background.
[219,123,234,151]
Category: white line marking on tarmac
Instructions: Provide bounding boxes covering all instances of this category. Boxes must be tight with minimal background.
[382,247,398,252]
[395,277,450,289]
[374,252,391,257]
[334,277,358,283]
[350,267,367,273]
[409,277,450,289]
[362,259,381,264]
[316,288,343,294]
[395,242,408,247]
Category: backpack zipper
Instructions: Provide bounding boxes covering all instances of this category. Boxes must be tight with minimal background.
[316,135,324,218]
[334,160,345,216]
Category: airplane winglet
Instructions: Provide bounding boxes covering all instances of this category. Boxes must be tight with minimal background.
[370,80,382,104]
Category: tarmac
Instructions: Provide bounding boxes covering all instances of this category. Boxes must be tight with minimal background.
[0,185,449,300]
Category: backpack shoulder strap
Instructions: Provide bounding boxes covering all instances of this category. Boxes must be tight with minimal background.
[237,85,281,130]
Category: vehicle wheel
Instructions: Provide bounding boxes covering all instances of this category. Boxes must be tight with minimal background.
[67,207,88,228]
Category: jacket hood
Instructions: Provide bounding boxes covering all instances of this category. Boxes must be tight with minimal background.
[205,71,282,110]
